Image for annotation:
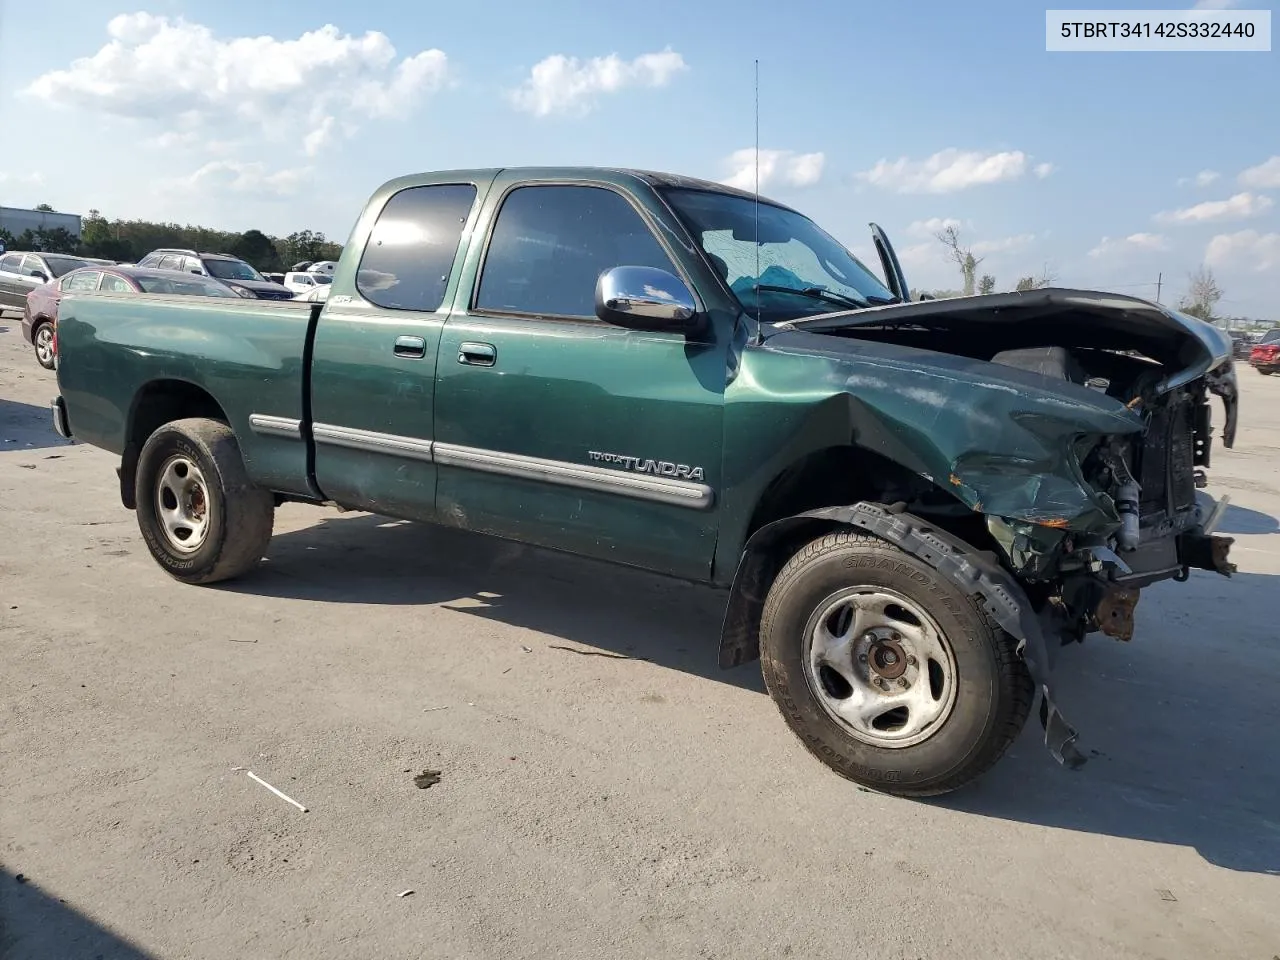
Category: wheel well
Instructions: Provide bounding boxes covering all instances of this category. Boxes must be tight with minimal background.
[719,447,996,670]
[118,380,229,509]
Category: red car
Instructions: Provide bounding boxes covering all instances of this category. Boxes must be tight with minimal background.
[1250,329,1280,376]
[22,265,241,369]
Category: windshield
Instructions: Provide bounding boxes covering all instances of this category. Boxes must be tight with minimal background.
[1261,329,1280,345]
[204,258,263,282]
[312,274,332,284]
[135,275,240,297]
[662,188,896,324]
[44,256,92,278]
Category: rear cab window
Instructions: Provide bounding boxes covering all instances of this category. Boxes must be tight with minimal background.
[0,254,22,273]
[474,184,677,320]
[356,183,478,311]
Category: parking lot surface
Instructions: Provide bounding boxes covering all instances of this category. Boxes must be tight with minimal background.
[2,316,1279,959]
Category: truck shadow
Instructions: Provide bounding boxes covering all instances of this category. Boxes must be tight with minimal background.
[934,570,1280,876]
[237,513,1280,875]
[0,397,75,454]
[1214,502,1279,534]
[0,867,157,959]
[230,512,759,692]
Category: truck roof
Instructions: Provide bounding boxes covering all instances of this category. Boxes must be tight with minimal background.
[376,166,800,215]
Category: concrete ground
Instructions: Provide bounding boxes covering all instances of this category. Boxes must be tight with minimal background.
[1,313,1278,960]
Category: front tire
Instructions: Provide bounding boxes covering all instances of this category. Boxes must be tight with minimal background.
[32,321,55,370]
[759,530,1032,797]
[134,418,275,584]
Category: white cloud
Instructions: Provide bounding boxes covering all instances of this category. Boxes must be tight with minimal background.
[856,149,1038,194]
[22,14,448,154]
[303,116,337,158]
[1177,169,1220,187]
[509,48,686,117]
[0,171,45,187]
[1205,230,1280,272]
[1088,233,1170,258]
[720,149,825,191]
[1155,192,1274,224]
[1239,155,1280,189]
[1034,162,1055,179]
[907,217,964,237]
[180,160,312,198]
[972,233,1036,256]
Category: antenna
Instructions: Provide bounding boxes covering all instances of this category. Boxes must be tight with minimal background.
[753,58,761,338]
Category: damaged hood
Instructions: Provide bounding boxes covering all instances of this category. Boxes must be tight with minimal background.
[781,287,1234,393]
[742,288,1239,533]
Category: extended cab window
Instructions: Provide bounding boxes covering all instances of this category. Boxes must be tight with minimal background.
[476,185,676,319]
[357,183,477,311]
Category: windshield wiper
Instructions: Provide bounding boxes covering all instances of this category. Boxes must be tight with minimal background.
[752,284,871,311]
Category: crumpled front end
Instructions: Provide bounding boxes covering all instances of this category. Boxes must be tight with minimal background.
[777,288,1240,644]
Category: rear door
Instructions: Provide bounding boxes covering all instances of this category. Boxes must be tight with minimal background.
[0,253,25,307]
[432,176,727,580]
[308,178,490,520]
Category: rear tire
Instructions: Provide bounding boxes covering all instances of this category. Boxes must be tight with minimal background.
[134,417,274,584]
[32,321,55,370]
[759,530,1032,797]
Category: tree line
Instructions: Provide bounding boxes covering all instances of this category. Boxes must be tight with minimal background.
[0,205,343,273]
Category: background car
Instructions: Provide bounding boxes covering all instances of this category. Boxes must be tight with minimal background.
[1250,328,1280,375]
[306,260,337,275]
[282,270,333,295]
[0,251,96,314]
[135,248,294,300]
[21,265,241,369]
[291,283,331,303]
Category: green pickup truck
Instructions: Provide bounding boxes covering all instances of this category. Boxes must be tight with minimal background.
[50,166,1240,796]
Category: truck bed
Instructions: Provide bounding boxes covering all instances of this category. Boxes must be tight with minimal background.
[55,293,322,498]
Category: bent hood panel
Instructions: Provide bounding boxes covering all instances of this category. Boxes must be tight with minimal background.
[747,330,1144,530]
[784,287,1233,392]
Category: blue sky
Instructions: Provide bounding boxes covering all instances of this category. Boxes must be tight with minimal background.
[0,0,1276,319]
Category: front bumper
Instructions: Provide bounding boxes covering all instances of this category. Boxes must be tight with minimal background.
[51,396,72,439]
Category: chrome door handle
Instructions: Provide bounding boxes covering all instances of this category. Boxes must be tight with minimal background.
[458,341,496,366]
[394,335,426,359]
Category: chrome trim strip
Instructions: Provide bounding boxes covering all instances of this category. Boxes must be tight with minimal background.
[434,442,714,510]
[312,422,434,462]
[248,414,302,439]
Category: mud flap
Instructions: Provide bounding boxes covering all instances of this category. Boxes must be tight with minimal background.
[748,502,1088,769]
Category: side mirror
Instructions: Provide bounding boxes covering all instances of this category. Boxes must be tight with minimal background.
[595,265,699,332]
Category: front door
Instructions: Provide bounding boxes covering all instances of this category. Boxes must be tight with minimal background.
[308,178,491,519]
[433,177,728,580]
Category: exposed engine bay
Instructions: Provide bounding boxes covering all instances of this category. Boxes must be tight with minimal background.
[783,288,1240,650]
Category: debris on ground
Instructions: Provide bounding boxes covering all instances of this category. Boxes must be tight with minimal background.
[1157,889,1177,902]
[413,769,442,790]
[520,645,533,653]
[247,770,309,812]
[397,889,414,898]
[15,873,27,884]
[422,705,449,713]
[547,644,641,660]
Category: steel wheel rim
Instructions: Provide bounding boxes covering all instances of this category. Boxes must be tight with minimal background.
[802,586,959,748]
[154,454,212,554]
[35,325,54,364]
